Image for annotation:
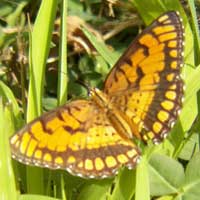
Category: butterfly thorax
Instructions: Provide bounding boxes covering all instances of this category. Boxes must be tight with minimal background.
[89,87,140,140]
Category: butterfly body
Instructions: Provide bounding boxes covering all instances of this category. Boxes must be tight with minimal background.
[90,87,138,139]
[10,11,184,178]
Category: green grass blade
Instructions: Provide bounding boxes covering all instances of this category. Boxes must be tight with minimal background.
[0,99,18,200]
[109,168,136,200]
[26,0,58,194]
[27,0,58,119]
[57,0,68,106]
[187,0,200,65]
[0,81,21,124]
[19,194,60,200]
[81,27,118,66]
[135,156,150,200]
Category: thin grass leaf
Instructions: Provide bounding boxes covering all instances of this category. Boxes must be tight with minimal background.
[61,175,66,200]
[26,0,58,194]
[27,0,58,119]
[0,99,18,200]
[109,168,136,200]
[81,27,117,66]
[187,0,200,65]
[0,81,21,125]
[19,194,60,200]
[57,0,68,106]
[135,156,150,200]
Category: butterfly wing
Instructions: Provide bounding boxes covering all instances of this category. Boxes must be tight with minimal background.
[10,100,140,178]
[104,11,184,143]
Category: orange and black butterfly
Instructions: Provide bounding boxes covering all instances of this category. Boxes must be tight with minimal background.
[10,11,184,178]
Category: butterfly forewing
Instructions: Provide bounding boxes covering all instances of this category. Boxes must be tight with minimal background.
[104,11,184,143]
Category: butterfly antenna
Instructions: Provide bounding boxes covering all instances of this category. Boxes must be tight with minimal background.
[75,79,91,95]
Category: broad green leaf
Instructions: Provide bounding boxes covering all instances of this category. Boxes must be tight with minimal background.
[149,154,184,196]
[133,0,184,24]
[178,133,200,161]
[182,153,200,200]
[77,179,112,200]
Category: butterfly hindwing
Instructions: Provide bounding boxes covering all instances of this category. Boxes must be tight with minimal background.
[10,100,140,178]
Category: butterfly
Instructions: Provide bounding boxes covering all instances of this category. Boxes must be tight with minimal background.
[10,11,184,178]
